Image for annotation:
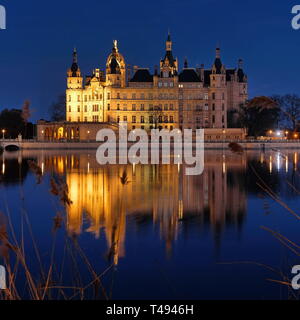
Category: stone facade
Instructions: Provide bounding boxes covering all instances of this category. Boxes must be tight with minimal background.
[37,120,246,142]
[65,34,248,132]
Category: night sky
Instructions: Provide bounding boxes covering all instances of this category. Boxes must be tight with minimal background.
[0,0,299,121]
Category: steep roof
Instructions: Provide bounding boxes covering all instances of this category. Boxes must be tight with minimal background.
[226,69,235,81]
[213,57,223,74]
[237,68,245,82]
[179,69,201,82]
[130,69,153,82]
[204,70,212,86]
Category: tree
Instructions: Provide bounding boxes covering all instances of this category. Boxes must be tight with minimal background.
[0,109,25,138]
[238,97,280,137]
[49,94,66,122]
[0,108,36,139]
[272,94,300,131]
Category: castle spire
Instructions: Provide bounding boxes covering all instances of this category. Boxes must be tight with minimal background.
[213,47,223,74]
[166,31,172,51]
[238,58,243,69]
[73,47,78,64]
[167,29,171,42]
[184,57,188,69]
[70,47,80,77]
[113,40,119,53]
[237,58,246,82]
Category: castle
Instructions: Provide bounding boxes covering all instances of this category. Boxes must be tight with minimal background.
[38,34,248,141]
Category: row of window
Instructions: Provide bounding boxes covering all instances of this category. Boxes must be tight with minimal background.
[68,116,100,122]
[68,116,225,125]
[69,103,226,113]
[158,82,174,88]
[69,105,102,113]
[114,104,176,111]
[68,91,227,103]
[69,94,103,102]
[117,116,175,124]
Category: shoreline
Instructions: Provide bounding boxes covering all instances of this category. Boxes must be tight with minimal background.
[2,140,300,150]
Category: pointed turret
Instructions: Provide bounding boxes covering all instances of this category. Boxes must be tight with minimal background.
[213,47,223,74]
[70,48,81,77]
[184,57,188,69]
[160,32,178,77]
[237,58,247,82]
[67,48,83,89]
[166,31,172,51]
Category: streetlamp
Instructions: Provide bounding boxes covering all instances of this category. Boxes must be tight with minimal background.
[2,129,5,140]
[222,129,226,151]
[285,131,289,140]
[87,130,90,142]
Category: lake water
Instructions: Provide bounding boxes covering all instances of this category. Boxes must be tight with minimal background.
[0,149,300,300]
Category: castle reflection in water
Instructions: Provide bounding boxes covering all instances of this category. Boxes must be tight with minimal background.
[1,149,298,266]
[39,151,247,265]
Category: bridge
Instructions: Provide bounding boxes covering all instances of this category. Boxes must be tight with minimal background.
[0,139,22,151]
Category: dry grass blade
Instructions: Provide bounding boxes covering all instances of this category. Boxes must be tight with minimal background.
[261,226,300,256]
[28,160,43,184]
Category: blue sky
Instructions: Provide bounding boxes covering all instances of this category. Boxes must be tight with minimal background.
[0,0,299,120]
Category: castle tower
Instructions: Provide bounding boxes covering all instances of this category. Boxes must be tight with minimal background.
[160,32,178,78]
[66,48,83,122]
[236,58,248,106]
[106,40,126,87]
[67,48,83,89]
[210,47,227,129]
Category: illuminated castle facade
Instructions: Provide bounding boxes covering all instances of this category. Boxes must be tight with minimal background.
[66,34,248,132]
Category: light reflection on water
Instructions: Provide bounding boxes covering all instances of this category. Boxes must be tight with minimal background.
[0,149,300,299]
